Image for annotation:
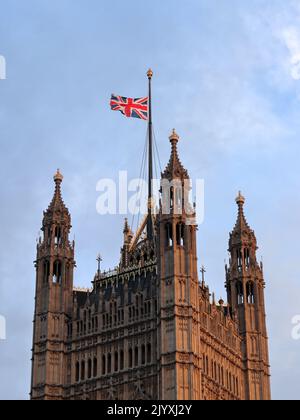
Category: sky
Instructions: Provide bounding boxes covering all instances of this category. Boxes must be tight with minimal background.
[0,0,300,400]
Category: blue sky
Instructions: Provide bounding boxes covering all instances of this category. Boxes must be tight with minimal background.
[0,0,300,400]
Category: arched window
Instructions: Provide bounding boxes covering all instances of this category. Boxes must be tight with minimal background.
[93,357,97,378]
[87,359,92,379]
[54,226,62,246]
[102,355,106,375]
[176,223,185,247]
[120,350,124,371]
[75,362,80,382]
[141,344,146,365]
[107,353,112,374]
[43,260,50,284]
[170,187,174,211]
[53,260,62,284]
[114,352,119,372]
[147,343,151,364]
[174,183,183,215]
[136,295,139,318]
[236,281,244,305]
[81,361,85,381]
[244,248,250,269]
[246,281,255,304]
[129,348,133,368]
[237,249,243,271]
[165,223,173,248]
[134,346,139,367]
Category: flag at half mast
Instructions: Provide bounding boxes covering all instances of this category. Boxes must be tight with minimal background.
[110,95,149,120]
[110,69,154,240]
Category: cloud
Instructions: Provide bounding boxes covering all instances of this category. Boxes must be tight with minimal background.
[282,27,300,80]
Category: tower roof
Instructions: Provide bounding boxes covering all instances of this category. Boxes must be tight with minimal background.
[233,191,250,232]
[161,129,189,181]
[43,170,71,226]
[230,191,256,244]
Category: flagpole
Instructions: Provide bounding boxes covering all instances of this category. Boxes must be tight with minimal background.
[147,69,154,241]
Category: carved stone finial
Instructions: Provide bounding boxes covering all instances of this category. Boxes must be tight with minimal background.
[236,191,245,206]
[169,128,180,144]
[54,169,63,184]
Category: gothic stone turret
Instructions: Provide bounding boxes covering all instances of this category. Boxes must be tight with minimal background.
[157,130,201,400]
[31,170,75,400]
[226,192,271,400]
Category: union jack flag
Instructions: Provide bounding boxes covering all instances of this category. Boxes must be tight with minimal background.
[110,95,148,120]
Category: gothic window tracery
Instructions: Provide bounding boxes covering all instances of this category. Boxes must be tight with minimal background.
[236,281,244,305]
[244,248,250,270]
[53,260,62,284]
[237,249,243,272]
[54,226,62,246]
[176,223,185,247]
[166,223,173,248]
[246,281,255,304]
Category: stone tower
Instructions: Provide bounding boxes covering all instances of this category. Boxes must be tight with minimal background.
[31,170,75,400]
[157,130,202,400]
[30,132,271,401]
[225,192,271,400]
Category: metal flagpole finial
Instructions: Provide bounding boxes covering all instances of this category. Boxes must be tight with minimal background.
[147,69,153,79]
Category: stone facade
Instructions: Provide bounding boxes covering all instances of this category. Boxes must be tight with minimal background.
[30,131,271,400]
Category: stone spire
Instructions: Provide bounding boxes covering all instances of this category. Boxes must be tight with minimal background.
[123,218,133,244]
[230,192,255,243]
[162,129,189,181]
[43,170,71,227]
